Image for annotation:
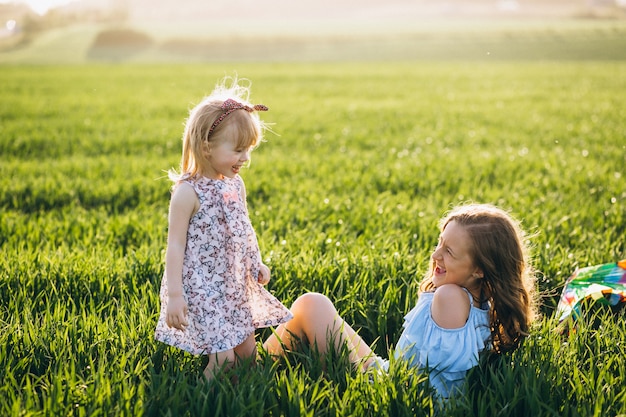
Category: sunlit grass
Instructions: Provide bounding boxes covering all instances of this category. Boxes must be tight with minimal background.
[0,60,624,415]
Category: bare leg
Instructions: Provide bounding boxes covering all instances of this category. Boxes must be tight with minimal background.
[262,292,376,370]
[234,333,257,362]
[204,349,236,382]
[204,333,257,382]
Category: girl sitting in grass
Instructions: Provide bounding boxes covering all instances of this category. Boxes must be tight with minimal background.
[263,203,538,399]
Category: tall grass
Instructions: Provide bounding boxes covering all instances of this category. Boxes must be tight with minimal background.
[1,61,624,416]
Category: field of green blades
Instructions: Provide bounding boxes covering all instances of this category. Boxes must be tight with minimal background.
[1,59,625,416]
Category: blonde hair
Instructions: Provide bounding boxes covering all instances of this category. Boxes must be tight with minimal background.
[169,76,266,182]
[420,203,538,354]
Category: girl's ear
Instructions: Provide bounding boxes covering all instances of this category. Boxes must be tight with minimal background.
[202,140,211,159]
[472,269,484,279]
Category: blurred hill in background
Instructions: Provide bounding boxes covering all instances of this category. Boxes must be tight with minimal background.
[1,0,625,63]
[121,0,625,21]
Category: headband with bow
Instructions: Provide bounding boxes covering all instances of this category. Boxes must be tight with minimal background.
[207,98,268,139]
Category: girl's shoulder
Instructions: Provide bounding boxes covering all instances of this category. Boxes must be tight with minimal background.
[172,179,197,195]
[172,177,201,196]
[430,284,473,329]
[169,180,200,217]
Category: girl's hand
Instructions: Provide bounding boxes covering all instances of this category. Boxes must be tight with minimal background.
[166,295,189,331]
[258,263,271,286]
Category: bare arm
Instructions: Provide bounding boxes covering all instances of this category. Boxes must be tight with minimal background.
[164,182,198,331]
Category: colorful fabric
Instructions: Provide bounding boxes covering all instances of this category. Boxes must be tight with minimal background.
[555,260,626,322]
[155,175,292,354]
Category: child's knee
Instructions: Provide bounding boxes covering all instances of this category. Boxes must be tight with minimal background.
[291,293,339,330]
[292,292,335,318]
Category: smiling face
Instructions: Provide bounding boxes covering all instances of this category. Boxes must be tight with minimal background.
[203,124,253,179]
[431,220,483,292]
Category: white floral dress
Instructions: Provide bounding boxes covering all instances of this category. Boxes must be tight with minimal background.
[154,175,292,354]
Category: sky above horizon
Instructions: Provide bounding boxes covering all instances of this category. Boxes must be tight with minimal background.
[3,0,625,21]
[0,0,73,15]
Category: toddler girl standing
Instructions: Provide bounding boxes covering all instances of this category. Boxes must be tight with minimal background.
[155,77,292,381]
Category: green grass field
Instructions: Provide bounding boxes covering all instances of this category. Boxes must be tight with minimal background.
[1,25,626,416]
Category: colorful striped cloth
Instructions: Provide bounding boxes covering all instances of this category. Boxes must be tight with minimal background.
[556,260,626,322]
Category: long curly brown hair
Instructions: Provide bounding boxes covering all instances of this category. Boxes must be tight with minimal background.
[420,204,538,354]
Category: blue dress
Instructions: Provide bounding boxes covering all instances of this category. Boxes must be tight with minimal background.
[394,288,491,398]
